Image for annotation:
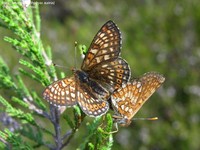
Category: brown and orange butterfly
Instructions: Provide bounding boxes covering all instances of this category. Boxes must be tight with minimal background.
[43,20,131,117]
[111,72,165,126]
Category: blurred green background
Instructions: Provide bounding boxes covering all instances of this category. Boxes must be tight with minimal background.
[1,0,200,149]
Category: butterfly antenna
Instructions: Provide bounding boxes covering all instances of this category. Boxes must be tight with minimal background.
[132,117,158,121]
[74,41,78,69]
[53,63,70,70]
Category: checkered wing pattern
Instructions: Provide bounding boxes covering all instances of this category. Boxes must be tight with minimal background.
[43,75,109,117]
[43,77,77,106]
[43,20,131,117]
[88,57,130,91]
[111,72,165,126]
[81,20,121,70]
[77,86,109,117]
[82,20,131,91]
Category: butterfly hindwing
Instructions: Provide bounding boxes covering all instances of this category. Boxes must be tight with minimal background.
[77,86,109,117]
[88,57,131,92]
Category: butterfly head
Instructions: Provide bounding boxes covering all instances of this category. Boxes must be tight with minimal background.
[74,70,89,84]
[112,114,132,126]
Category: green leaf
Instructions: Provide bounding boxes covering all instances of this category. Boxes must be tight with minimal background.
[0,129,33,150]
[79,44,87,55]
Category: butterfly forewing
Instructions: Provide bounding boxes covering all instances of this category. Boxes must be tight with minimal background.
[43,77,77,106]
[139,72,165,102]
[111,72,165,126]
[81,21,131,91]
[81,20,121,71]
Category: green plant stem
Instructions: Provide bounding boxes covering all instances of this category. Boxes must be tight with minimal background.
[61,115,85,149]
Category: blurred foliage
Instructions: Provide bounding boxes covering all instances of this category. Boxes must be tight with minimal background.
[0,0,200,150]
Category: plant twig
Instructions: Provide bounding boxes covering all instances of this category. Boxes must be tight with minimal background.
[61,110,85,148]
[49,105,62,150]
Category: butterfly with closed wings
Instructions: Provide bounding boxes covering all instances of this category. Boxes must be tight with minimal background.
[111,72,165,126]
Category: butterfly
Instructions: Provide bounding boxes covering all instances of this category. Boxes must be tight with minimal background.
[43,20,131,117]
[111,72,165,126]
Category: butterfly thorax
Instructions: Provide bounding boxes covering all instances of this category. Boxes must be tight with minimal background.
[74,69,110,100]
[74,69,89,83]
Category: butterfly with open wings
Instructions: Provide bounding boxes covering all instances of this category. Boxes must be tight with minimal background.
[43,21,131,117]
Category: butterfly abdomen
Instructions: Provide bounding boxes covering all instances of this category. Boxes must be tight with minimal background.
[88,79,110,100]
